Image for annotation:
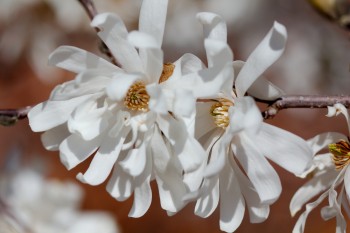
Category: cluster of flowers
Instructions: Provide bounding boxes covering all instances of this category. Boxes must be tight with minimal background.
[27,0,350,232]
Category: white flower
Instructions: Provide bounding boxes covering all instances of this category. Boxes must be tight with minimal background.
[181,13,313,233]
[0,169,120,233]
[290,103,350,233]
[29,0,207,217]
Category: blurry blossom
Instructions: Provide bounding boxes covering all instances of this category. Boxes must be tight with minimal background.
[0,148,121,233]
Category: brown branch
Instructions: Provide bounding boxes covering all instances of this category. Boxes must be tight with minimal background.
[0,106,31,126]
[77,0,119,66]
[261,95,350,119]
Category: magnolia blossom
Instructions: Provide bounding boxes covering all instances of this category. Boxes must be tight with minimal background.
[179,13,313,232]
[28,0,211,217]
[0,169,120,233]
[290,103,350,233]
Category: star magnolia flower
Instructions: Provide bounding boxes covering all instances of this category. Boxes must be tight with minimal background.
[28,0,208,217]
[290,103,350,233]
[180,13,313,232]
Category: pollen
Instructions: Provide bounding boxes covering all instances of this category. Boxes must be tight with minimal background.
[159,63,175,83]
[210,99,234,129]
[124,81,150,112]
[329,140,350,170]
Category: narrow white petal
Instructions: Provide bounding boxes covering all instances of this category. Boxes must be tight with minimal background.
[219,163,245,232]
[139,0,168,47]
[196,12,227,42]
[28,94,95,132]
[292,191,329,233]
[344,167,350,204]
[106,161,134,201]
[232,133,281,204]
[120,140,148,177]
[151,127,187,212]
[59,133,101,170]
[195,177,220,218]
[231,156,270,223]
[195,103,218,140]
[139,48,163,84]
[91,13,144,73]
[76,132,127,185]
[41,124,70,151]
[48,46,118,73]
[204,134,229,178]
[204,39,233,68]
[157,115,205,172]
[257,123,313,176]
[290,169,338,216]
[228,96,263,136]
[233,61,284,100]
[307,132,347,155]
[128,175,152,218]
[235,21,287,97]
[68,97,111,141]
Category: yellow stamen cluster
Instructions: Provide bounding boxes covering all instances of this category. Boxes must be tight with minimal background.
[329,140,350,170]
[124,81,150,112]
[159,63,175,83]
[210,99,234,129]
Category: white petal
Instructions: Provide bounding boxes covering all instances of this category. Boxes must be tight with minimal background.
[219,163,245,232]
[28,94,96,132]
[120,140,148,177]
[290,169,338,216]
[344,167,350,204]
[138,0,168,47]
[68,97,111,141]
[194,177,220,218]
[204,39,233,68]
[128,175,152,218]
[59,133,101,170]
[256,123,313,176]
[307,132,347,155]
[41,124,70,151]
[106,161,134,201]
[170,53,205,80]
[231,156,270,223]
[232,132,281,204]
[292,191,329,233]
[233,61,284,100]
[151,126,187,212]
[48,46,118,73]
[228,96,263,136]
[106,72,142,101]
[195,103,218,140]
[157,114,205,172]
[196,12,227,42]
[91,13,144,73]
[235,21,287,97]
[76,131,127,185]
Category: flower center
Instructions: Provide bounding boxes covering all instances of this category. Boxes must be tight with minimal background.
[210,99,234,129]
[329,140,350,170]
[159,63,175,83]
[124,81,150,112]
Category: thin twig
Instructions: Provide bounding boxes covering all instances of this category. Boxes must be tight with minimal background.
[261,95,350,119]
[0,106,31,126]
[77,0,119,66]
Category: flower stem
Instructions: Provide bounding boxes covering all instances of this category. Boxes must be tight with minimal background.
[260,95,350,119]
[77,0,119,66]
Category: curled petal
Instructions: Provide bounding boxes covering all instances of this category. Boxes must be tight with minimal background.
[48,46,118,74]
[235,21,287,97]
[138,0,168,48]
[196,12,227,42]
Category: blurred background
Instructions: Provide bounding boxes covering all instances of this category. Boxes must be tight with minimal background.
[0,0,350,232]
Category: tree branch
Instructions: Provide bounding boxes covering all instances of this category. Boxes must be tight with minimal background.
[261,95,350,119]
[0,106,31,126]
[77,0,119,66]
